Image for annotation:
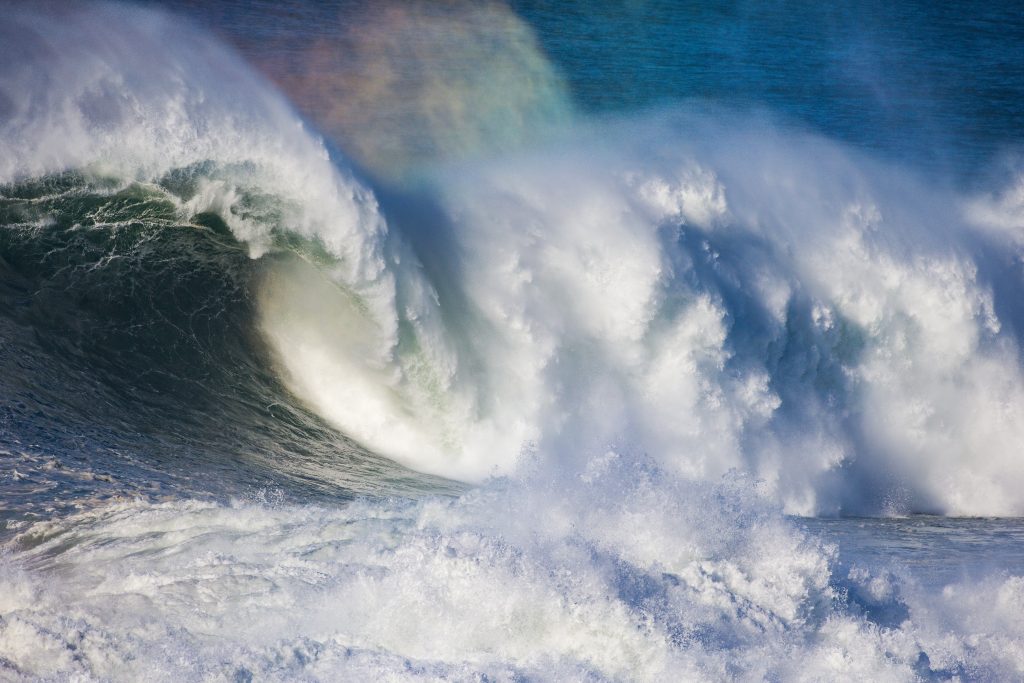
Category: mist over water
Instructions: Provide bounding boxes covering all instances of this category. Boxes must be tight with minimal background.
[2,1,1024,680]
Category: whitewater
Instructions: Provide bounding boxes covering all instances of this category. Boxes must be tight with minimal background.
[2,1,1024,680]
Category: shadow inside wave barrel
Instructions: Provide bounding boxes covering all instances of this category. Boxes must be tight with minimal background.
[0,168,459,530]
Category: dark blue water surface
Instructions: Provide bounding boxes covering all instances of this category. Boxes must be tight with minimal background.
[520,1,1024,175]
[157,0,1024,181]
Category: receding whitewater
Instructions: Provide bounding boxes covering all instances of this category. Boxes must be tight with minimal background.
[2,2,1024,681]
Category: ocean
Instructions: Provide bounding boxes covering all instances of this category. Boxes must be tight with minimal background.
[2,1,1024,680]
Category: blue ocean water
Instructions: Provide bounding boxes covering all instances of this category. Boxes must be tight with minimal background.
[161,0,1024,176]
[522,1,1024,175]
[2,1,1024,680]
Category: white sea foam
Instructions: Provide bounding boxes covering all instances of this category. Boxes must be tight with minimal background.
[260,115,1024,515]
[7,3,1024,514]
[2,480,1023,681]
[0,1,390,306]
[3,3,1024,678]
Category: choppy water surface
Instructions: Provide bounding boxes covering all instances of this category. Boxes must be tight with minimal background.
[2,1,1024,680]
[802,516,1024,588]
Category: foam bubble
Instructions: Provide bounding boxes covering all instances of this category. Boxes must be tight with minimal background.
[3,477,1023,680]
[257,113,1024,514]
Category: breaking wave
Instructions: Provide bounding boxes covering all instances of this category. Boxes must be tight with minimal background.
[2,2,1024,680]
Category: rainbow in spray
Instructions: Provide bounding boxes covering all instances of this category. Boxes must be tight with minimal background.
[1,1,1024,680]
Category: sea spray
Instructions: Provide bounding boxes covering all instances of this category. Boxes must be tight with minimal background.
[259,109,1024,515]
[4,2,1024,514]
[1,3,1024,681]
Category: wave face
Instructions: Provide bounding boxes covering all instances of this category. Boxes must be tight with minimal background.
[2,1,1024,680]
[5,4,1022,514]
[0,2,454,509]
